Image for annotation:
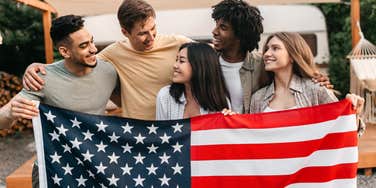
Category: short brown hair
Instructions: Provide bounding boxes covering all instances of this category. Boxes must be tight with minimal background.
[117,0,155,32]
[263,32,318,79]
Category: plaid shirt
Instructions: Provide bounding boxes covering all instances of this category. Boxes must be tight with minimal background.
[250,74,338,113]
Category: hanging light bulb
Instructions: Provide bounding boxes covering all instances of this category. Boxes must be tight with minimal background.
[0,32,3,45]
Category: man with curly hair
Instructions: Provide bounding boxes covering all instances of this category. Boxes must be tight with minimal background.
[211,0,267,113]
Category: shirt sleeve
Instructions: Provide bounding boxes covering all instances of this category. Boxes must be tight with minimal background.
[317,87,338,104]
[156,87,169,120]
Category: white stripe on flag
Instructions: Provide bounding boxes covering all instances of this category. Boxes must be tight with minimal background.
[191,147,358,176]
[286,178,357,188]
[31,101,47,188]
[191,115,356,145]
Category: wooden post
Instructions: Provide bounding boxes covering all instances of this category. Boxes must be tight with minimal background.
[14,0,57,64]
[351,0,360,47]
[43,11,54,64]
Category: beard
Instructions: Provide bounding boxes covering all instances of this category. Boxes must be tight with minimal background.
[80,61,97,68]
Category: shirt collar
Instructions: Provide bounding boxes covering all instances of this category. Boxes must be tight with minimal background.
[263,74,304,101]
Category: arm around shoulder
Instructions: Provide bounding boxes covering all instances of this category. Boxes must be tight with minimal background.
[0,101,13,129]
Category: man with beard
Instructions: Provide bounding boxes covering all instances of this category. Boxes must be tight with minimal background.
[0,14,118,187]
[0,14,117,130]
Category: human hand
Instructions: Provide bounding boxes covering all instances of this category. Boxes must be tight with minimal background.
[10,96,39,120]
[346,93,365,114]
[221,108,237,116]
[312,72,334,89]
[23,62,46,91]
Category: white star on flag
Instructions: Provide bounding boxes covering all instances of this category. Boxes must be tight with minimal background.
[133,174,145,187]
[171,163,183,175]
[62,163,74,175]
[52,174,62,185]
[96,121,108,132]
[108,152,120,164]
[147,144,158,154]
[95,162,107,174]
[122,122,133,134]
[108,132,120,143]
[82,130,94,141]
[146,163,158,175]
[159,174,171,186]
[96,141,108,153]
[49,131,59,141]
[50,152,61,164]
[133,153,146,164]
[172,123,183,133]
[159,152,170,164]
[70,138,82,149]
[75,157,83,165]
[160,133,171,144]
[44,110,56,122]
[107,174,120,186]
[134,133,146,144]
[172,142,183,153]
[62,144,71,153]
[121,163,133,175]
[147,124,158,134]
[82,150,94,162]
[122,143,133,153]
[70,117,81,128]
[56,124,68,136]
[87,170,95,178]
[76,175,87,187]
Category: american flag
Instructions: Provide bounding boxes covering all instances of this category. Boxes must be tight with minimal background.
[32,99,358,188]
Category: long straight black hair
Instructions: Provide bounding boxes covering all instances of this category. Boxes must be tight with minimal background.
[169,42,230,111]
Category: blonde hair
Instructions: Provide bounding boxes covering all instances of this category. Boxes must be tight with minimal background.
[262,32,318,78]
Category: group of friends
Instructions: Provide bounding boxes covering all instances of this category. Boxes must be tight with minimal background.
[0,0,365,187]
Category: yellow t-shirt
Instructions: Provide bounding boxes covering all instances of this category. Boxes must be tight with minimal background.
[98,34,191,120]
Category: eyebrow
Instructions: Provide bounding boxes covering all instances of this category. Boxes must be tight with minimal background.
[139,24,156,34]
[178,56,187,60]
[78,36,93,47]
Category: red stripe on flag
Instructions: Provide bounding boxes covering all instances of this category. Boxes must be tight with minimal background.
[191,99,355,131]
[191,163,357,188]
[191,131,358,160]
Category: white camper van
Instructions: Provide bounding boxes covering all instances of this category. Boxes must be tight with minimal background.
[85,4,330,67]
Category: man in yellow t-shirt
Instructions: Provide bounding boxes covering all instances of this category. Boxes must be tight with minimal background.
[23,0,191,120]
[97,0,191,120]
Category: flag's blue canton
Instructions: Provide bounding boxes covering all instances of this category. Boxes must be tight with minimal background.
[39,104,191,188]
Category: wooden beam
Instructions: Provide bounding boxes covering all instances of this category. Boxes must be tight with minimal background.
[15,0,56,64]
[351,0,360,47]
[45,0,340,16]
[15,0,56,13]
[42,11,54,64]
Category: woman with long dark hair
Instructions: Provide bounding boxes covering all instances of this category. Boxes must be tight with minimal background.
[156,42,230,120]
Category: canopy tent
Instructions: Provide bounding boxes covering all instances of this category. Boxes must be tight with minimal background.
[45,0,340,16]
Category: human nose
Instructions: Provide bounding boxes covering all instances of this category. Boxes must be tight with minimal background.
[147,31,155,42]
[212,25,219,36]
[89,42,97,54]
[263,48,271,58]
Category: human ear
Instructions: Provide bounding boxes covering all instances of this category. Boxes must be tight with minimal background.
[58,46,70,59]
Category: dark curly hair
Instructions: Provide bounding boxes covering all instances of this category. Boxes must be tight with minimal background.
[50,15,84,47]
[212,0,263,52]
